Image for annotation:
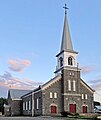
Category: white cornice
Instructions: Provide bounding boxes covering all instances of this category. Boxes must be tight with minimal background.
[12,99,22,101]
[22,93,32,98]
[63,93,81,96]
[34,89,41,94]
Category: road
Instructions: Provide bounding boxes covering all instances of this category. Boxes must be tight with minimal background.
[0,116,91,120]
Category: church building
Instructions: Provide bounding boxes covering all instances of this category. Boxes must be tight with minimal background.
[5,4,94,116]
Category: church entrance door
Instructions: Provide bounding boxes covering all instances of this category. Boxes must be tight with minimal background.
[51,106,57,113]
[83,106,87,113]
[69,104,76,113]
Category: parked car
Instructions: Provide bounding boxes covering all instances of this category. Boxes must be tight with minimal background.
[94,106,101,114]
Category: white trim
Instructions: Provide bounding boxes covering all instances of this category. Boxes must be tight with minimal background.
[85,94,88,99]
[68,80,71,91]
[82,104,88,107]
[22,93,32,98]
[50,92,53,98]
[36,98,39,109]
[29,101,31,110]
[42,75,61,90]
[23,102,25,110]
[26,101,28,110]
[82,94,84,99]
[12,99,22,101]
[54,92,57,98]
[63,93,81,96]
[50,103,57,107]
[64,66,81,71]
[73,80,76,91]
[34,89,41,94]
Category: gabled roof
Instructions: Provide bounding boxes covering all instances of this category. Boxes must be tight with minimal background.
[80,79,95,93]
[21,75,61,97]
[41,74,61,90]
[21,87,41,98]
[8,89,32,100]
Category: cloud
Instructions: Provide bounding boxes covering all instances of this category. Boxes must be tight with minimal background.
[94,92,101,103]
[92,83,101,91]
[8,59,31,72]
[89,78,101,84]
[0,86,8,98]
[90,77,101,91]
[85,76,101,102]
[0,71,43,95]
[24,78,43,86]
[81,65,95,74]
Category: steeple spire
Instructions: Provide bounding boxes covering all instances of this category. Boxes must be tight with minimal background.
[61,4,73,51]
[55,4,78,75]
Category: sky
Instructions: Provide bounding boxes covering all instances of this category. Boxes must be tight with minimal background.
[0,0,101,102]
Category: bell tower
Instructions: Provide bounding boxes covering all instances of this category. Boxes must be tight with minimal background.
[54,4,81,112]
[55,4,79,75]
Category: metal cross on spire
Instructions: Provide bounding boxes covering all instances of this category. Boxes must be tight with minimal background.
[63,4,69,14]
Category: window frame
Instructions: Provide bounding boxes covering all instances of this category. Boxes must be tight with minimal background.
[73,80,76,91]
[36,98,39,109]
[68,80,71,91]
[23,102,25,110]
[68,57,73,66]
[59,57,63,67]
[54,92,57,98]
[26,101,28,110]
[29,101,31,110]
[82,94,84,99]
[85,94,88,99]
[50,92,53,98]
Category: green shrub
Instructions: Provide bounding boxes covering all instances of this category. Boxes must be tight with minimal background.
[60,111,71,117]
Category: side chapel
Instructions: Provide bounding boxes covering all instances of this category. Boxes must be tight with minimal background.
[6,4,94,116]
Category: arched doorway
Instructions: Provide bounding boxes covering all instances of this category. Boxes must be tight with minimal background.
[51,106,57,113]
[69,104,76,113]
[50,103,57,114]
[82,106,87,113]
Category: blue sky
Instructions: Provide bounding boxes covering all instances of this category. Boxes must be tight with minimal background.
[0,0,101,102]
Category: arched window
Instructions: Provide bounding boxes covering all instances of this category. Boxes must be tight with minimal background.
[73,80,76,91]
[59,57,63,67]
[68,80,71,91]
[68,57,73,66]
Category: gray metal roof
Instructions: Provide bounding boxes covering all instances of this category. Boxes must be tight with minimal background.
[8,89,32,99]
[61,13,73,51]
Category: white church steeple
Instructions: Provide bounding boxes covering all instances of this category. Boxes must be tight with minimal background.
[55,4,78,74]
